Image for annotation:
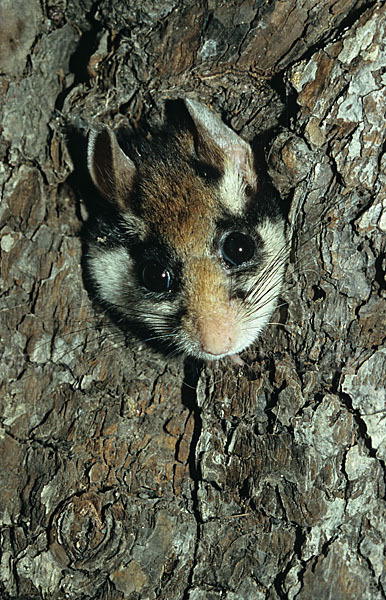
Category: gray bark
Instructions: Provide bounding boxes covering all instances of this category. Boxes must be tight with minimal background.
[0,0,385,598]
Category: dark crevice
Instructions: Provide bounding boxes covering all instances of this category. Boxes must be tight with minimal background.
[340,392,382,461]
[348,195,377,227]
[68,24,103,87]
[251,130,294,220]
[55,3,103,113]
[319,532,338,559]
[293,526,307,559]
[374,252,386,291]
[270,71,300,130]
[273,527,306,599]
[181,358,203,600]
[330,368,343,394]
[265,375,286,434]
[238,477,250,500]
[311,284,326,302]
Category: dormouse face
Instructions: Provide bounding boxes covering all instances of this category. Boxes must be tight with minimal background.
[85,99,286,361]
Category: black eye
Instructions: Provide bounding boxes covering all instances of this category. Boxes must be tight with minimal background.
[141,261,171,292]
[221,232,255,266]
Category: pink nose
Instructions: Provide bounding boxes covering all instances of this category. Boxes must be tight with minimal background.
[197,313,236,356]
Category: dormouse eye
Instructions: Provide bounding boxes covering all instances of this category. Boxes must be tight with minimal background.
[221,232,255,266]
[141,261,171,292]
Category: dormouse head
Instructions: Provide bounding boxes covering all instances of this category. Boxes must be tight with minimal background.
[86,99,286,361]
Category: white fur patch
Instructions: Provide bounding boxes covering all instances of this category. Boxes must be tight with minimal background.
[258,219,287,264]
[218,161,247,215]
[88,246,133,306]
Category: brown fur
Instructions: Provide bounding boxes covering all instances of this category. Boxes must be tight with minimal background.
[141,174,218,255]
[180,257,234,353]
[139,133,222,256]
[183,257,229,317]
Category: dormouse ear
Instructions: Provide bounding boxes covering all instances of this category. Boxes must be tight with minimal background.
[87,127,136,210]
[184,98,257,189]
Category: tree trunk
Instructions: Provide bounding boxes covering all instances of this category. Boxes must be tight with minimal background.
[0,1,385,598]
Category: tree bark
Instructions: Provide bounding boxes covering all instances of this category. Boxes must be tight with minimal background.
[0,1,385,599]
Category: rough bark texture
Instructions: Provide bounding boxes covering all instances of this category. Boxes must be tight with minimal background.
[0,1,385,599]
